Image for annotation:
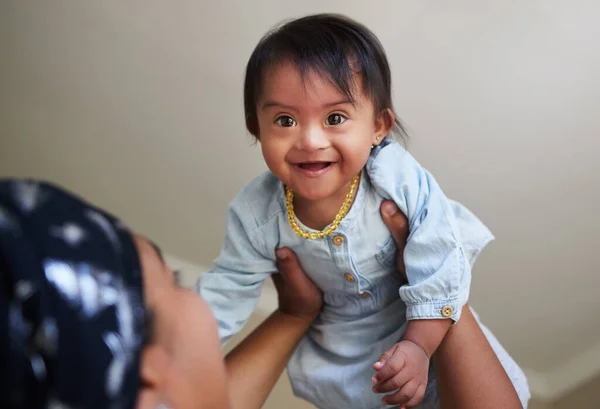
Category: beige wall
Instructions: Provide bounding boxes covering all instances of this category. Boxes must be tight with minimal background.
[2,0,600,402]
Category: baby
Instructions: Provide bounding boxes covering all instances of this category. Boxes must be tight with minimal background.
[198,14,497,409]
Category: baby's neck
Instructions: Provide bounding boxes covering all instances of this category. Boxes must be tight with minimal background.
[293,180,359,231]
[294,198,341,231]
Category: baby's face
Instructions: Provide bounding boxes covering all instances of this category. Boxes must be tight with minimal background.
[256,61,390,204]
[133,235,230,409]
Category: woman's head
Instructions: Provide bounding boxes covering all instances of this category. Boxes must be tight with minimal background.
[243,14,407,203]
[0,180,228,409]
[134,235,228,409]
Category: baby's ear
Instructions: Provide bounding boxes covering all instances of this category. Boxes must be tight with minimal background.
[374,108,395,140]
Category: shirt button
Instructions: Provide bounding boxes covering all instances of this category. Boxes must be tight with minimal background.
[441,306,454,318]
[343,273,355,283]
[359,291,371,298]
[332,235,344,246]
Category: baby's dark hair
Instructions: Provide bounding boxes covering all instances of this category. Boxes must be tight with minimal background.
[243,13,407,141]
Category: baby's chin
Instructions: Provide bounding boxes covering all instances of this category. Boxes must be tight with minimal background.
[287,183,342,203]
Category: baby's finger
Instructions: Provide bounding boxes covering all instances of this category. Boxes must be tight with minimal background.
[372,348,406,384]
[372,369,411,394]
[401,383,427,408]
[372,343,398,371]
[381,380,418,406]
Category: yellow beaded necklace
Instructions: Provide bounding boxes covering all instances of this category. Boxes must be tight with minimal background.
[285,173,360,240]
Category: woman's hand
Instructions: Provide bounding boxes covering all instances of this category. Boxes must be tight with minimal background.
[272,248,323,322]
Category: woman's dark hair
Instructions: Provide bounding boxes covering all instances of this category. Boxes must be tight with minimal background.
[243,13,407,141]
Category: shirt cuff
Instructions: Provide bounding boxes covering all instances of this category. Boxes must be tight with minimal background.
[404,292,469,323]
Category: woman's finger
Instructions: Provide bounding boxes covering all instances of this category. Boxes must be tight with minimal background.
[380,200,409,279]
[380,200,409,253]
[275,247,301,282]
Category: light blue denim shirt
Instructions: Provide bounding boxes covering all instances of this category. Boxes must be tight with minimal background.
[197,139,528,409]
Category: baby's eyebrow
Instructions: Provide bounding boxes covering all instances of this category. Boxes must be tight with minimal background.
[261,98,354,111]
[320,98,354,108]
[261,100,297,111]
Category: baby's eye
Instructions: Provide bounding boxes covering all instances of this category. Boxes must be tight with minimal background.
[325,113,347,126]
[275,115,297,127]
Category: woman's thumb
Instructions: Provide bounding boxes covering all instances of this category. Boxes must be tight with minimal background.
[380,200,408,247]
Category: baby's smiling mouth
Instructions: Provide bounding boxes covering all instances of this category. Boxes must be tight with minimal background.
[295,162,333,171]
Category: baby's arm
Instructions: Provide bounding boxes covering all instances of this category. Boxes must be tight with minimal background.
[367,141,473,406]
[196,191,276,345]
[368,141,471,323]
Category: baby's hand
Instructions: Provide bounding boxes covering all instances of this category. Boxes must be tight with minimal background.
[371,340,429,408]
